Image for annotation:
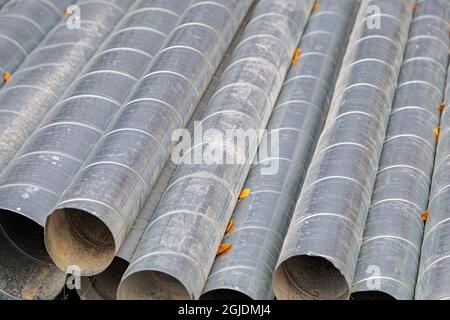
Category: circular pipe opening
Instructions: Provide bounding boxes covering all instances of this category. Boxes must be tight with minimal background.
[118,271,190,300]
[274,255,349,300]
[45,208,116,276]
[79,257,128,300]
[0,210,66,299]
[200,289,252,300]
[351,290,395,300]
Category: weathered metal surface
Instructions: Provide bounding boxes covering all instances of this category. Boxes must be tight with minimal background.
[273,0,415,300]
[352,0,450,300]
[45,0,253,277]
[0,0,75,88]
[116,0,313,300]
[201,0,359,301]
[0,0,135,300]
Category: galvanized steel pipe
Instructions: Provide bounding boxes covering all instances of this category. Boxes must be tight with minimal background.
[201,0,359,301]
[352,0,450,300]
[0,0,75,88]
[0,0,192,298]
[45,0,253,277]
[273,0,415,300]
[415,25,450,302]
[0,0,136,300]
[116,0,313,300]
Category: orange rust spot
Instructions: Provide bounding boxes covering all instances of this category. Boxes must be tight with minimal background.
[292,48,301,65]
[421,210,429,222]
[21,287,38,300]
[3,71,11,82]
[225,219,234,234]
[239,188,251,200]
[439,102,446,113]
[217,243,232,256]
[313,1,321,10]
[413,3,417,14]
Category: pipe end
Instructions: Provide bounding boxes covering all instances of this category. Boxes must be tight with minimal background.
[45,208,116,276]
[273,255,350,300]
[118,271,190,300]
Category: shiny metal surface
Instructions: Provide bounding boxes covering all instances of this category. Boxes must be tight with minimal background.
[0,0,74,88]
[352,0,450,300]
[0,0,135,300]
[201,0,359,301]
[116,0,313,300]
[273,0,415,300]
[45,0,253,277]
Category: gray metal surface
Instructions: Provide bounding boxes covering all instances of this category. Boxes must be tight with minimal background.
[273,0,415,300]
[0,0,74,88]
[0,0,132,174]
[416,25,450,302]
[116,0,313,300]
[0,0,193,300]
[201,0,358,301]
[77,33,242,298]
[45,0,253,277]
[0,0,135,300]
[352,0,450,300]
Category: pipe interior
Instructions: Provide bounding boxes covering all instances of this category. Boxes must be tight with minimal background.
[276,255,350,300]
[0,210,66,299]
[45,208,116,276]
[118,271,190,300]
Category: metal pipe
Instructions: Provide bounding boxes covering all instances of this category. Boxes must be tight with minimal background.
[201,0,359,301]
[116,0,313,300]
[0,0,195,299]
[352,0,450,300]
[415,18,450,303]
[0,0,134,174]
[0,0,75,88]
[0,1,9,10]
[0,0,136,300]
[45,0,253,277]
[77,32,243,298]
[273,0,415,300]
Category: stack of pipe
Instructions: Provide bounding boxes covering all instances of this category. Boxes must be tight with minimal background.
[352,0,450,300]
[115,0,314,300]
[0,0,196,299]
[201,0,359,301]
[0,0,75,88]
[0,0,136,300]
[273,0,415,300]
[77,18,248,298]
[45,0,253,279]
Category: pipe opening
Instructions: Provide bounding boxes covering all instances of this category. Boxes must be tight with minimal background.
[45,208,116,276]
[0,210,66,299]
[118,271,190,300]
[79,257,128,300]
[200,289,252,300]
[274,255,349,300]
[351,290,395,300]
